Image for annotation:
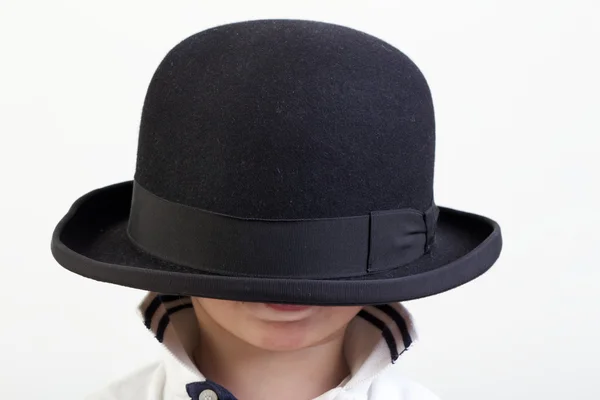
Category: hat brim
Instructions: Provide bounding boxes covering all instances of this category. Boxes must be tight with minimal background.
[51,181,502,305]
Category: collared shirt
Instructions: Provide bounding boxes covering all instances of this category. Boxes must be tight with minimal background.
[86,293,440,400]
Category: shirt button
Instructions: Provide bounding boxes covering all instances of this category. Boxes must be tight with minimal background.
[199,389,218,400]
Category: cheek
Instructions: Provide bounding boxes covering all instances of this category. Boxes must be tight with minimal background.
[315,306,363,336]
[195,298,249,332]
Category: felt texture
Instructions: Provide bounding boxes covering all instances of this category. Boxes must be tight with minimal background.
[135,19,435,219]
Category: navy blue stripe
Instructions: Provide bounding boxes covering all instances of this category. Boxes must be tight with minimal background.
[155,313,170,343]
[358,309,399,362]
[144,295,188,331]
[168,302,194,315]
[375,304,412,349]
[143,295,162,329]
[155,303,194,343]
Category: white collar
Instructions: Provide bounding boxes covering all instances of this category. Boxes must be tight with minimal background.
[138,293,418,399]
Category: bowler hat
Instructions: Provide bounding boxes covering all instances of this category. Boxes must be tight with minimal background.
[51,19,502,305]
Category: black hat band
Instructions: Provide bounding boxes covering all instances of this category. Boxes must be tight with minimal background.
[127,182,438,279]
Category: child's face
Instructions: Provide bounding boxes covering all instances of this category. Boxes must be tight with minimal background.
[192,297,362,351]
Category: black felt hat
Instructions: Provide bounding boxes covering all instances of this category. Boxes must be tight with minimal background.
[51,19,502,305]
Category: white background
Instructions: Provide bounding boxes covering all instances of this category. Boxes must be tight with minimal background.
[1,0,599,399]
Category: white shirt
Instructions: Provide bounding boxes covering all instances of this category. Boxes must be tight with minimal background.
[86,293,440,400]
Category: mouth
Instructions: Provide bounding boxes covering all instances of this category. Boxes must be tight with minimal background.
[264,304,312,312]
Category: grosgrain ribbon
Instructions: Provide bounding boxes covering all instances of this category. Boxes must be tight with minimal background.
[127,181,438,279]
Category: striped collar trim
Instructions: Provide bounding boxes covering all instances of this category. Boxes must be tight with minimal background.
[138,293,418,382]
[142,294,194,341]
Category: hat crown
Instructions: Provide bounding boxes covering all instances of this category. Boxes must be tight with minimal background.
[134,19,435,219]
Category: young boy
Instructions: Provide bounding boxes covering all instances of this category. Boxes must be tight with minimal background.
[51,19,502,400]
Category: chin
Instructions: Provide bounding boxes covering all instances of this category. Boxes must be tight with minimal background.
[250,320,316,351]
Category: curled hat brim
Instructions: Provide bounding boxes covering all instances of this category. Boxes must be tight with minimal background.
[51,181,502,305]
